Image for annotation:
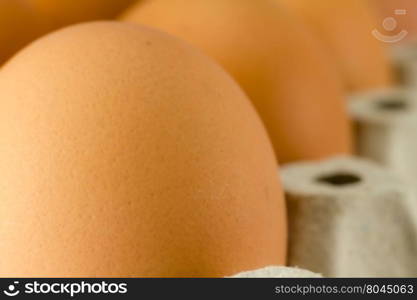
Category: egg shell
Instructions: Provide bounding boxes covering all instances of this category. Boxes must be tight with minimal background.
[27,0,137,29]
[121,0,352,163]
[369,0,417,43]
[0,0,45,65]
[278,0,394,91]
[0,0,137,65]
[0,21,287,277]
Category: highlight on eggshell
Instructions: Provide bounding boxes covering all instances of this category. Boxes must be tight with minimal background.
[278,0,394,92]
[0,21,287,277]
[120,0,352,164]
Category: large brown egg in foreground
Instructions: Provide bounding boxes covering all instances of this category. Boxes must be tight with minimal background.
[121,0,352,164]
[0,22,286,277]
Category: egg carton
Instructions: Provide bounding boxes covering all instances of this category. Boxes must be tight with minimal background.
[281,156,417,277]
[349,88,417,187]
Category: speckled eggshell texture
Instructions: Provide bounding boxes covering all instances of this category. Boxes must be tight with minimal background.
[121,0,352,164]
[0,22,287,277]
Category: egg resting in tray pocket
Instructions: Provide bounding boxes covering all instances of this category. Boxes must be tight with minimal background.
[369,0,417,44]
[0,21,287,277]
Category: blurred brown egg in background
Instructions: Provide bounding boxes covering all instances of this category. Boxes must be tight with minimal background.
[369,0,417,44]
[121,0,352,164]
[0,0,136,65]
[0,0,45,65]
[278,0,394,91]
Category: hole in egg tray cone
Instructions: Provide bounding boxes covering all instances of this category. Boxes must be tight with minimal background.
[281,156,417,277]
[228,266,321,278]
[349,88,417,187]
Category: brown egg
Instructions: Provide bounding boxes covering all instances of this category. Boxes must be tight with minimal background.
[0,0,136,65]
[121,0,352,163]
[0,21,286,277]
[369,0,417,43]
[0,0,44,65]
[28,0,137,29]
[278,0,394,91]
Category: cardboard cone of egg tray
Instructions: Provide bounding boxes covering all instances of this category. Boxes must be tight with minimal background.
[229,266,321,278]
[349,88,417,186]
[281,156,417,277]
[392,40,417,88]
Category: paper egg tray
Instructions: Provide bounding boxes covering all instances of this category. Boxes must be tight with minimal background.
[280,43,417,278]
